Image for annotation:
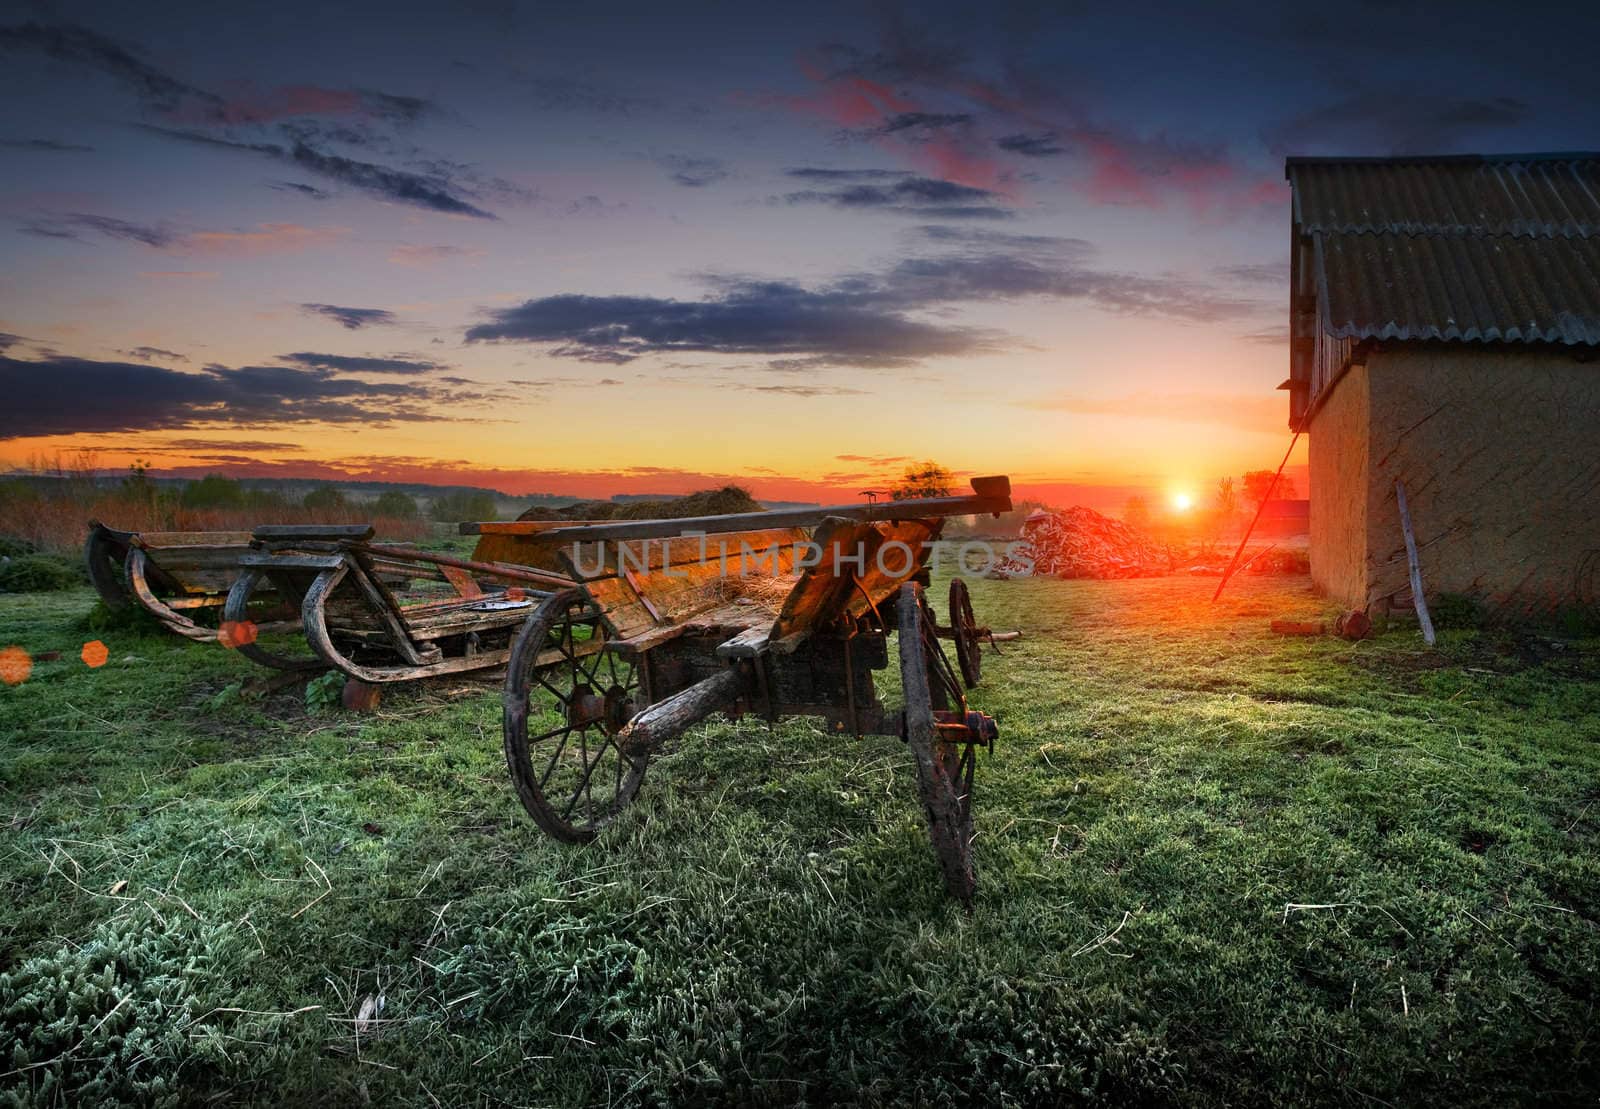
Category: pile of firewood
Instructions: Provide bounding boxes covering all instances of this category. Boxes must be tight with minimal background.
[991,506,1172,579]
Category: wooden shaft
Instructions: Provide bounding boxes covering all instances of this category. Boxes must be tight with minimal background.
[365,544,573,589]
[1395,480,1437,647]
[457,483,1013,540]
[618,666,745,755]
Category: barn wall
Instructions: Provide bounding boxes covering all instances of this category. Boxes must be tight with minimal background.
[1307,362,1370,604]
[1363,347,1600,615]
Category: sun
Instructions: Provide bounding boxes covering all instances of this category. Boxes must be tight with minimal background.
[1171,492,1194,512]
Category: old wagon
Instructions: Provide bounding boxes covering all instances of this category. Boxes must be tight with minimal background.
[223,524,575,682]
[489,476,1016,901]
[84,522,303,657]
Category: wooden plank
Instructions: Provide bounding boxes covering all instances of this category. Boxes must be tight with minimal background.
[579,575,656,640]
[438,563,484,599]
[770,518,882,644]
[253,524,375,541]
[133,531,254,548]
[458,519,610,536]
[842,520,937,620]
[1395,480,1437,647]
[240,553,347,571]
[606,527,809,576]
[715,626,770,659]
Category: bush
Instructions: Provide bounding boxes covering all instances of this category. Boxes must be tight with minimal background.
[0,535,36,559]
[180,474,244,510]
[301,487,347,512]
[0,554,81,593]
[372,490,418,518]
[431,491,497,523]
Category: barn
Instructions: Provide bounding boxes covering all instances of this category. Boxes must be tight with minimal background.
[1285,153,1600,617]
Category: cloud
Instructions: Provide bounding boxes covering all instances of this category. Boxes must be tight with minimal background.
[0,333,27,352]
[269,181,332,200]
[0,353,501,439]
[655,154,729,187]
[141,125,498,219]
[0,137,93,152]
[465,236,1255,366]
[876,111,973,134]
[0,21,434,128]
[120,346,188,362]
[0,21,215,115]
[522,75,649,115]
[781,169,1011,219]
[387,244,485,266]
[996,132,1062,157]
[300,303,398,330]
[159,438,305,452]
[22,212,345,254]
[1216,262,1289,285]
[1020,391,1283,432]
[278,352,445,375]
[1264,93,1530,156]
[22,213,177,247]
[737,383,869,398]
[465,287,997,366]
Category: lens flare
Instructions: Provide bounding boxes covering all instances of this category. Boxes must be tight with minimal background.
[1172,492,1194,512]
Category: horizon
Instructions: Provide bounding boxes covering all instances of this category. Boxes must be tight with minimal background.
[4,1,1596,513]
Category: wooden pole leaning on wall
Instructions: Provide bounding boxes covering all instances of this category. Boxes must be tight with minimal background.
[1394,480,1436,647]
[1212,430,1302,603]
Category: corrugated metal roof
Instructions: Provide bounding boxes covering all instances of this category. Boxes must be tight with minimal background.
[1290,155,1600,238]
[1319,231,1600,345]
[1290,154,1600,349]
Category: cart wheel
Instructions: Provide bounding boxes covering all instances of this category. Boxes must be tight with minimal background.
[504,588,648,843]
[948,576,983,689]
[221,569,324,670]
[898,582,976,902]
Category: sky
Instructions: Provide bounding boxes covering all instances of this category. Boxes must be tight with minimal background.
[3,0,1598,510]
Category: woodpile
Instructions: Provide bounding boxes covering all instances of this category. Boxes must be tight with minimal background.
[991,506,1171,579]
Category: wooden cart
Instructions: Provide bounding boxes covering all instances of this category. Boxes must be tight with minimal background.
[223,524,575,682]
[493,477,1016,902]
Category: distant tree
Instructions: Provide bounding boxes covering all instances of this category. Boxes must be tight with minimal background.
[1123,495,1151,532]
[890,461,954,500]
[373,490,419,518]
[302,486,347,512]
[430,491,498,522]
[1243,470,1297,509]
[120,460,157,510]
[181,474,244,509]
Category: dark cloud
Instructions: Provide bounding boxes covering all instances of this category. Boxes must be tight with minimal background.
[0,137,94,152]
[160,438,304,452]
[782,171,1010,219]
[655,154,729,187]
[1216,262,1289,285]
[141,125,497,219]
[279,351,445,375]
[877,112,973,134]
[270,180,333,200]
[0,333,28,352]
[466,236,1255,366]
[1263,93,1530,156]
[996,132,1063,157]
[0,353,496,439]
[738,383,870,398]
[0,21,216,115]
[465,287,996,367]
[21,212,178,247]
[300,303,398,330]
[0,21,436,128]
[120,346,188,362]
[785,168,909,181]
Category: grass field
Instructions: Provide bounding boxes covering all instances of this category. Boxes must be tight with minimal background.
[2,572,1598,1106]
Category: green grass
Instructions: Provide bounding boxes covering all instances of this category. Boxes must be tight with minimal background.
[1,574,1597,1106]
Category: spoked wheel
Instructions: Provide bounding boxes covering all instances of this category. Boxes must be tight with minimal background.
[503,588,649,842]
[948,576,983,689]
[898,582,978,903]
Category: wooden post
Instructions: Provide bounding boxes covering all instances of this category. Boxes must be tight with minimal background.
[1213,431,1302,602]
[1394,480,1436,646]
